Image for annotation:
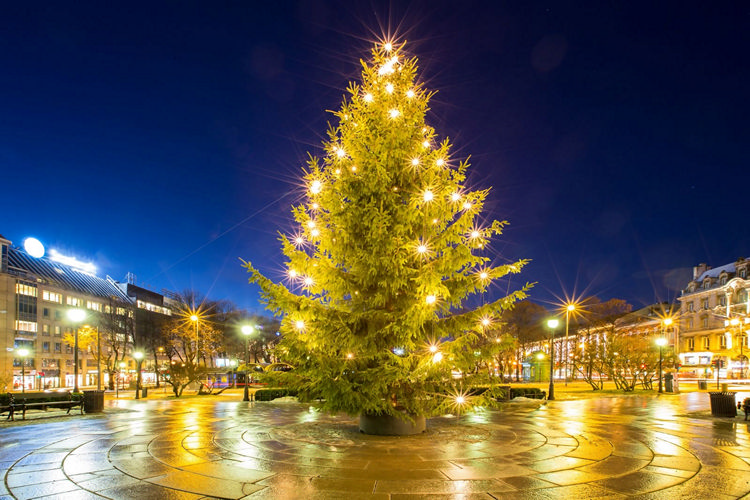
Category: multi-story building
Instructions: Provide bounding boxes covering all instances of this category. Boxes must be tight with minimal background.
[678,259,750,378]
[1,234,174,392]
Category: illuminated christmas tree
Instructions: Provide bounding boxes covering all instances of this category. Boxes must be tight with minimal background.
[244,41,530,431]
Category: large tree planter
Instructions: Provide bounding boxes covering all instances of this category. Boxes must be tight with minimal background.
[359,412,426,436]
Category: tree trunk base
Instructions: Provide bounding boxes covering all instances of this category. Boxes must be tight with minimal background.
[359,412,426,436]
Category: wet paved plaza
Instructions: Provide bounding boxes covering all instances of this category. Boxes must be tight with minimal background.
[2,391,750,499]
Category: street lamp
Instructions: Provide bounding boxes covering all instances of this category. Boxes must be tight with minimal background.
[546,318,560,400]
[133,351,144,400]
[17,348,29,394]
[656,337,667,393]
[564,303,576,386]
[241,325,254,402]
[67,308,86,393]
[190,314,200,365]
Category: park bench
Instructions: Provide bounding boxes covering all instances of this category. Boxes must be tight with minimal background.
[4,391,83,421]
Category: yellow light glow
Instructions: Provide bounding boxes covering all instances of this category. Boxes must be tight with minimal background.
[364,93,373,102]
[336,148,346,158]
[429,344,439,353]
[481,317,491,326]
[389,108,400,118]
[334,168,341,175]
[432,218,438,224]
[351,165,357,172]
[406,89,415,98]
[567,304,576,312]
[295,320,305,330]
[384,42,393,52]
[479,271,488,280]
[411,158,420,166]
[422,127,428,134]
[422,140,430,148]
[385,83,394,93]
[423,190,434,202]
[451,192,461,201]
[190,315,199,322]
[432,352,443,363]
[311,202,319,210]
[346,353,354,359]
[462,202,472,210]
[436,158,445,167]
[417,244,428,254]
[294,236,304,245]
[304,276,314,286]
[456,396,465,404]
[307,220,316,229]
[288,269,297,278]
[663,317,674,326]
[311,229,320,237]
[470,230,480,239]
[310,180,322,194]
[426,295,436,305]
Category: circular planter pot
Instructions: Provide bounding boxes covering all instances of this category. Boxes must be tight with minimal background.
[359,412,426,435]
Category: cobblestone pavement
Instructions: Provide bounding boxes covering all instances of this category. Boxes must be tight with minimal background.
[2,391,750,499]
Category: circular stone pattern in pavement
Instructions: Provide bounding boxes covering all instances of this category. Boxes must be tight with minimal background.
[1,392,750,499]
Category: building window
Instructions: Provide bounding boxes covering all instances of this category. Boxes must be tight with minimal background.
[687,338,695,350]
[42,291,62,303]
[15,320,38,332]
[704,280,711,289]
[42,324,50,336]
[702,298,710,310]
[740,268,747,279]
[720,335,728,348]
[54,326,61,336]
[86,301,102,312]
[702,317,710,329]
[67,296,82,307]
[719,295,726,307]
[687,302,694,312]
[54,310,61,320]
[15,282,38,296]
[688,318,694,330]
[43,307,50,318]
[54,343,61,353]
[65,345,73,354]
[721,276,727,286]
[42,341,50,353]
[16,294,37,321]
[703,336,710,349]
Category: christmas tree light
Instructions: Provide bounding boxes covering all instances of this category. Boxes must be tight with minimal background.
[243,40,530,425]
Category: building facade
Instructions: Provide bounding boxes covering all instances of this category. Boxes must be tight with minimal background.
[677,259,750,379]
[1,235,174,392]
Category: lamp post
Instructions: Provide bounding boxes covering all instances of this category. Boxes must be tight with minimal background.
[133,351,144,399]
[656,337,667,393]
[190,314,200,365]
[241,325,254,402]
[17,348,29,394]
[564,304,575,386]
[67,308,86,392]
[546,318,560,400]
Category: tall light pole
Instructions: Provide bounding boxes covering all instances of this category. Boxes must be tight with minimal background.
[242,325,254,402]
[564,304,576,386]
[656,337,667,393]
[133,351,144,399]
[17,348,29,394]
[546,318,560,400]
[190,314,200,365]
[67,308,86,393]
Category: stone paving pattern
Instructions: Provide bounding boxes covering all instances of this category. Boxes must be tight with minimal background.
[2,391,750,499]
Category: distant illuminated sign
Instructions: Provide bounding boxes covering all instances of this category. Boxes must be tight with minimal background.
[23,238,45,258]
[48,249,97,274]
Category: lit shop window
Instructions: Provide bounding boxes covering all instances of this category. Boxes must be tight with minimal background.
[43,291,62,303]
[15,282,38,296]
[66,296,82,307]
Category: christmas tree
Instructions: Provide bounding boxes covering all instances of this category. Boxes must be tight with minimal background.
[244,41,530,426]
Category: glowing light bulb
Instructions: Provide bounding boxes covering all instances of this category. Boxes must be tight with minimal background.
[335,168,341,175]
[411,158,420,166]
[406,89,415,98]
[346,353,354,359]
[456,396,465,404]
[294,236,304,245]
[389,108,400,118]
[481,318,491,326]
[417,244,427,254]
[385,83,394,93]
[451,192,461,202]
[471,230,480,239]
[436,158,445,167]
[364,93,373,103]
[295,320,305,330]
[429,345,438,353]
[422,127,428,134]
[311,202,319,210]
[432,218,438,224]
[479,271,488,280]
[351,165,357,172]
[310,180,322,194]
[336,148,346,158]
[311,229,320,237]
[307,220,316,229]
[304,276,314,286]
[432,352,443,363]
[463,202,472,210]
[423,190,434,202]
[426,295,436,305]
[422,140,430,148]
[384,42,393,52]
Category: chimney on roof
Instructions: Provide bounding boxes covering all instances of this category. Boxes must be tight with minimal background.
[693,263,709,280]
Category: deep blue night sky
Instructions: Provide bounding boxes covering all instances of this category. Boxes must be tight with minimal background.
[2,2,747,313]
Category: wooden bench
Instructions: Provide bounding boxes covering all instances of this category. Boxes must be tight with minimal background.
[5,391,83,421]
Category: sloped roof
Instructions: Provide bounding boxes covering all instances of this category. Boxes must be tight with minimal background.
[7,246,130,301]
[696,262,735,282]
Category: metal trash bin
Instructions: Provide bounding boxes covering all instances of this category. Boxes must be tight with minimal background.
[141,387,148,398]
[698,380,707,390]
[708,392,736,417]
[665,373,674,393]
[82,390,105,413]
